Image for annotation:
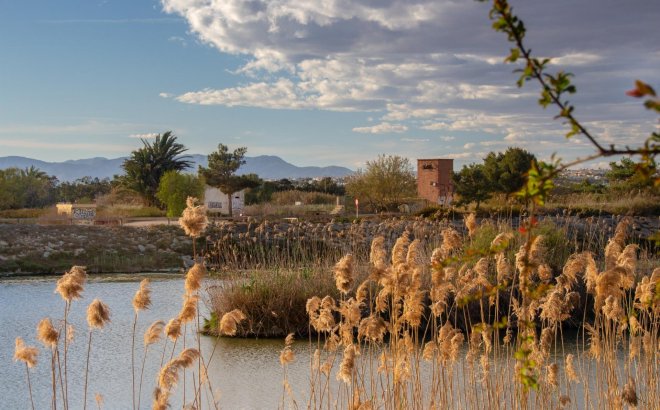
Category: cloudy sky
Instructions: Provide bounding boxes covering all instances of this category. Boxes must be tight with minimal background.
[1,0,658,170]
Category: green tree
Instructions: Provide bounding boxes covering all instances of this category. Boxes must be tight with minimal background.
[57,176,112,203]
[121,131,192,206]
[483,147,537,196]
[0,167,57,210]
[156,171,205,217]
[345,155,416,212]
[452,163,492,211]
[606,157,656,191]
[606,158,637,181]
[199,144,260,216]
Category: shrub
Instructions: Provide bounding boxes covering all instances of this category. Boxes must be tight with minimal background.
[207,268,341,337]
[270,190,336,206]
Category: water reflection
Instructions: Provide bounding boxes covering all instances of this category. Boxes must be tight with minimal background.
[0,275,311,410]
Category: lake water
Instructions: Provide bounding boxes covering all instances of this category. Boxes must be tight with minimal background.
[2,275,652,409]
[0,274,313,410]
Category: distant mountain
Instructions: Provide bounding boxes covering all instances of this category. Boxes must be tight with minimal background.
[0,155,353,181]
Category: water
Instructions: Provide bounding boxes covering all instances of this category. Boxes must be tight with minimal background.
[0,275,312,410]
[2,275,652,409]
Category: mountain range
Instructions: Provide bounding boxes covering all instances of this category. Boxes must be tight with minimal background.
[0,155,353,181]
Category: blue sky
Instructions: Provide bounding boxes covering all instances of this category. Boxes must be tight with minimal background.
[1,0,658,170]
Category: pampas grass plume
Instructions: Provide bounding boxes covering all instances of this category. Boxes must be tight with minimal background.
[179,293,199,324]
[144,320,165,346]
[333,254,355,294]
[165,318,182,341]
[464,213,477,238]
[179,197,208,238]
[36,318,59,348]
[55,265,87,302]
[132,279,152,312]
[185,261,207,294]
[219,309,246,336]
[14,337,38,368]
[86,299,111,329]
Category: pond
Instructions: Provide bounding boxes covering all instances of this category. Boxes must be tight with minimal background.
[2,274,650,409]
[1,274,312,410]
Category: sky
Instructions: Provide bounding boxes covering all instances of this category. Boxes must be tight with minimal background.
[0,0,658,170]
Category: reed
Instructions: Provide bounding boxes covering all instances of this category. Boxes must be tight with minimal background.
[9,207,658,409]
[287,216,659,409]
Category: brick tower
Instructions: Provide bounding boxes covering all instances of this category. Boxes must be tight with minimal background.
[417,158,454,205]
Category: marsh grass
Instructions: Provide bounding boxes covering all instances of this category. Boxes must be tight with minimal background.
[10,206,658,409]
[285,216,659,409]
[207,267,344,337]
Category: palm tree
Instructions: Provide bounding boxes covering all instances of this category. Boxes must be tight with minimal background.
[121,132,192,206]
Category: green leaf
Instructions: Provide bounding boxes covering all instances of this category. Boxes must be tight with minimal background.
[505,47,520,63]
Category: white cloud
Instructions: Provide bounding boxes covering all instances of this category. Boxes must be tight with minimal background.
[439,136,455,142]
[552,52,602,66]
[129,133,159,139]
[159,92,173,98]
[168,36,188,47]
[353,122,408,134]
[463,142,476,149]
[160,0,659,163]
[401,137,430,143]
[176,78,310,109]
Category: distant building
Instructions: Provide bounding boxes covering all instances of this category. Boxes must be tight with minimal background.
[417,159,454,205]
[203,186,245,215]
[56,203,96,225]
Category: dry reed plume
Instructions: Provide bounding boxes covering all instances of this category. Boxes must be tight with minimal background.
[179,197,208,238]
[296,218,658,409]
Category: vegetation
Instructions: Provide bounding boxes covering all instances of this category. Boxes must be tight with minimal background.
[246,177,345,205]
[452,147,536,209]
[607,157,658,192]
[156,171,205,217]
[207,268,340,337]
[345,155,416,212]
[452,163,492,210]
[281,219,659,408]
[482,147,537,196]
[57,177,113,204]
[199,144,260,216]
[120,131,193,206]
[0,167,57,210]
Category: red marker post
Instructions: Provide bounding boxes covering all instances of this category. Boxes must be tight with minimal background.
[355,198,359,219]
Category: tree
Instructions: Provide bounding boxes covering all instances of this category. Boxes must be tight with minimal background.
[345,155,416,212]
[121,131,192,206]
[199,144,260,216]
[480,0,658,207]
[606,157,655,191]
[299,177,346,196]
[156,171,205,217]
[0,167,57,210]
[482,147,537,196]
[452,163,492,211]
[56,176,112,203]
[606,157,637,182]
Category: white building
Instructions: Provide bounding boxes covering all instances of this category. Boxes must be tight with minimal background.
[203,186,245,215]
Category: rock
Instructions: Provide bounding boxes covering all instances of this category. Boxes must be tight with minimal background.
[43,251,50,258]
[0,240,8,247]
[137,244,146,253]
[74,248,85,256]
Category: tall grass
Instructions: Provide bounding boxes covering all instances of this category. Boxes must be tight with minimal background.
[282,216,658,409]
[10,197,230,409]
[11,207,658,409]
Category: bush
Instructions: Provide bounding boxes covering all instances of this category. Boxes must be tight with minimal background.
[0,208,49,218]
[270,190,336,206]
[207,268,341,337]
